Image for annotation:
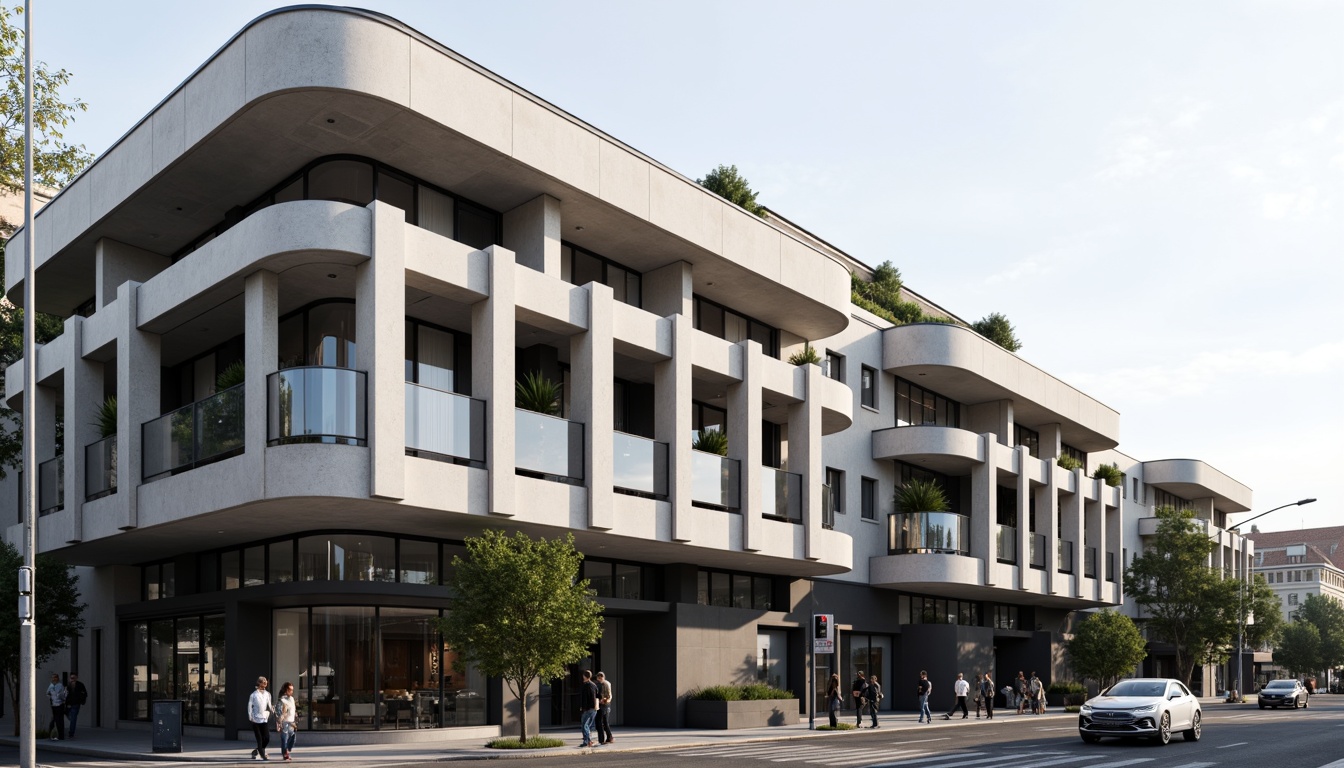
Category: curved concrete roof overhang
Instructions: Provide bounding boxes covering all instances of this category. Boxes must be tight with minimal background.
[882,323,1120,452]
[6,5,849,340]
[871,425,983,475]
[1142,459,1253,513]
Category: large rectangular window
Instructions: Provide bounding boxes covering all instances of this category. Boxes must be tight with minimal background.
[1013,425,1040,457]
[895,378,960,428]
[560,244,642,308]
[693,295,778,358]
[697,569,772,611]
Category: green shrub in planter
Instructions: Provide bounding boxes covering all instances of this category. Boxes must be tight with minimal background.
[894,478,950,513]
[1056,454,1083,472]
[487,737,566,749]
[1092,462,1124,487]
[690,683,795,701]
[1048,681,1087,695]
[817,722,857,730]
[788,343,822,366]
[693,429,728,456]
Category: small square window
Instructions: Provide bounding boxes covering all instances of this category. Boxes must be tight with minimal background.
[826,468,845,514]
[861,477,877,521]
[824,351,844,382]
[860,366,877,409]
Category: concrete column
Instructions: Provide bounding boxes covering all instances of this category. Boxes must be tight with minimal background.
[1039,465,1061,594]
[655,314,692,542]
[1016,465,1032,591]
[95,238,170,309]
[62,317,100,544]
[1039,423,1062,460]
[968,400,1012,446]
[1062,473,1085,597]
[787,363,824,560]
[502,194,561,276]
[971,433,997,586]
[729,340,763,550]
[243,270,278,491]
[115,281,160,530]
[357,200,407,500]
[1107,500,1123,601]
[572,281,614,530]
[472,246,518,517]
[1086,491,1104,600]
[643,261,693,319]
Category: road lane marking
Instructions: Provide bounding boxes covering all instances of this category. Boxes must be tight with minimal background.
[888,738,951,745]
[1217,741,1249,748]
[871,752,998,768]
[1315,760,1344,768]
[1076,760,1155,768]
[807,750,930,765]
[1162,763,1215,768]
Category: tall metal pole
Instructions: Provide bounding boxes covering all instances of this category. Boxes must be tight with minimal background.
[1236,572,1244,699]
[20,2,39,766]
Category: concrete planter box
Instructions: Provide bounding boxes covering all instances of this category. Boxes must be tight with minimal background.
[1046,692,1086,707]
[685,698,799,729]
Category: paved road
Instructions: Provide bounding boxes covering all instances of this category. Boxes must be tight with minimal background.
[3,698,1342,767]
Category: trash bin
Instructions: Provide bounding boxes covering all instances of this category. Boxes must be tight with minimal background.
[152,700,184,753]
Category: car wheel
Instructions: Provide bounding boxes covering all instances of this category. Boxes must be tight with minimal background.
[1183,711,1201,742]
[1152,712,1171,745]
[1081,733,1102,744]
[1259,703,1266,709]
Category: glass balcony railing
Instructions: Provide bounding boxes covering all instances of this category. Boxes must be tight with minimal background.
[690,450,739,510]
[996,524,1017,563]
[143,385,246,480]
[268,367,367,445]
[1029,533,1046,569]
[888,511,970,555]
[514,408,584,483]
[822,483,835,530]
[1057,539,1075,574]
[85,435,117,501]
[38,455,63,515]
[405,382,485,465]
[612,432,668,498]
[762,467,802,522]
[1084,545,1098,578]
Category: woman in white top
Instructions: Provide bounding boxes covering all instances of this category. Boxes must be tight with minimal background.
[248,676,274,761]
[276,682,298,761]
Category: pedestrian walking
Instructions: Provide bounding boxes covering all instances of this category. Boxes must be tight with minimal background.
[65,672,88,738]
[978,672,995,719]
[596,671,614,745]
[850,671,867,727]
[45,673,67,741]
[577,670,599,748]
[248,676,274,760]
[1015,671,1029,714]
[864,675,882,728]
[1028,672,1044,715]
[942,672,970,719]
[276,682,297,761]
[916,670,933,724]
[825,673,843,728]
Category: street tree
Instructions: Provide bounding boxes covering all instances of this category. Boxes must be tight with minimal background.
[0,541,86,735]
[1274,621,1322,678]
[1066,609,1148,689]
[971,312,1023,352]
[433,530,603,743]
[1242,574,1285,653]
[1124,506,1241,687]
[697,164,764,216]
[1296,594,1344,673]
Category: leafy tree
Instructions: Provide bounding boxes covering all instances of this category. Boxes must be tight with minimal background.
[1296,593,1344,672]
[433,531,603,741]
[0,540,86,735]
[1124,506,1241,687]
[0,4,94,477]
[1274,621,1322,677]
[696,164,764,216]
[971,312,1022,352]
[1241,574,1285,653]
[1066,609,1148,689]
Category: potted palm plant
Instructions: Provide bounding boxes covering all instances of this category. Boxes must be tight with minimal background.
[894,478,949,513]
[515,371,561,415]
[693,429,728,456]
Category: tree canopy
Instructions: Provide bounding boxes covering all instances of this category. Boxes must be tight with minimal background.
[696,164,764,217]
[970,312,1022,352]
[0,541,86,735]
[1274,621,1322,678]
[1066,609,1147,689]
[1280,594,1344,675]
[433,530,603,741]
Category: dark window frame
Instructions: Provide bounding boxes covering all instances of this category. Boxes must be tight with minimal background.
[860,365,877,409]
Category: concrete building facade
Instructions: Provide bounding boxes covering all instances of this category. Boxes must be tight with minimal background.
[2,6,1255,742]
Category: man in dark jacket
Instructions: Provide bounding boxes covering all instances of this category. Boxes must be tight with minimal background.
[850,671,867,726]
[577,670,599,748]
[66,673,89,739]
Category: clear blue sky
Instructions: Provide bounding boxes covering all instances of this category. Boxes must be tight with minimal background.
[40,1,1342,531]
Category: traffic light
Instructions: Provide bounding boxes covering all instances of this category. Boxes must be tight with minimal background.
[814,614,829,640]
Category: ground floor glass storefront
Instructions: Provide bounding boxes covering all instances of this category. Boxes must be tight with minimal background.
[125,615,227,726]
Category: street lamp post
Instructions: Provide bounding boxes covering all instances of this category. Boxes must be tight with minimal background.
[1224,497,1317,700]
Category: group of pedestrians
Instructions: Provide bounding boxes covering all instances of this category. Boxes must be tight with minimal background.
[43,671,89,741]
[1004,671,1046,715]
[822,670,883,728]
[247,676,298,761]
[577,669,615,748]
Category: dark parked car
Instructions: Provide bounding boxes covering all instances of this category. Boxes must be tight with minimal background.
[1258,679,1308,709]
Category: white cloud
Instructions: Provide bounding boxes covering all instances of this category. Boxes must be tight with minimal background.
[1262,186,1319,220]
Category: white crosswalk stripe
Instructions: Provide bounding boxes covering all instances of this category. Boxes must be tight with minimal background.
[1074,759,1155,768]
[1160,763,1216,768]
[1315,760,1344,768]
[805,749,931,765]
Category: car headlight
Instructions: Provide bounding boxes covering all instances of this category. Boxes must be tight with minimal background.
[1129,704,1157,713]
[1080,704,1092,715]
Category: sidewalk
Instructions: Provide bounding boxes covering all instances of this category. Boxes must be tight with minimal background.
[0,707,1086,763]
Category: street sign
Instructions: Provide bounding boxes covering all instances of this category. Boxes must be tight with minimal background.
[813,613,834,654]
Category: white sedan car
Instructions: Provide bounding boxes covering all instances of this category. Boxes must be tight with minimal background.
[1078,678,1202,745]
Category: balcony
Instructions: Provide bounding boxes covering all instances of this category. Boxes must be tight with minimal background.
[143,384,245,481]
[404,382,485,466]
[1084,546,1098,578]
[888,511,970,555]
[1029,533,1046,569]
[85,436,117,500]
[762,467,801,522]
[612,432,668,499]
[38,455,63,515]
[514,409,583,484]
[1057,540,1075,574]
[690,450,740,510]
[996,524,1017,563]
[268,367,367,445]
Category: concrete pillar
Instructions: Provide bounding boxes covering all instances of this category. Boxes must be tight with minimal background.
[1086,491,1104,600]
[357,200,407,500]
[1107,500,1123,601]
[787,362,824,560]
[968,400,1012,446]
[115,281,160,530]
[729,340,763,550]
[472,246,518,517]
[243,270,278,491]
[643,261,693,319]
[502,194,561,276]
[62,317,100,544]
[1039,465,1061,595]
[971,433,998,586]
[1062,473,1085,597]
[1039,423,1062,460]
[655,314,693,542]
[1016,463,1032,591]
[572,281,614,530]
[95,238,171,309]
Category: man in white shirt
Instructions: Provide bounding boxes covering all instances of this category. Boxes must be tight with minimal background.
[248,676,274,761]
[943,672,971,719]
